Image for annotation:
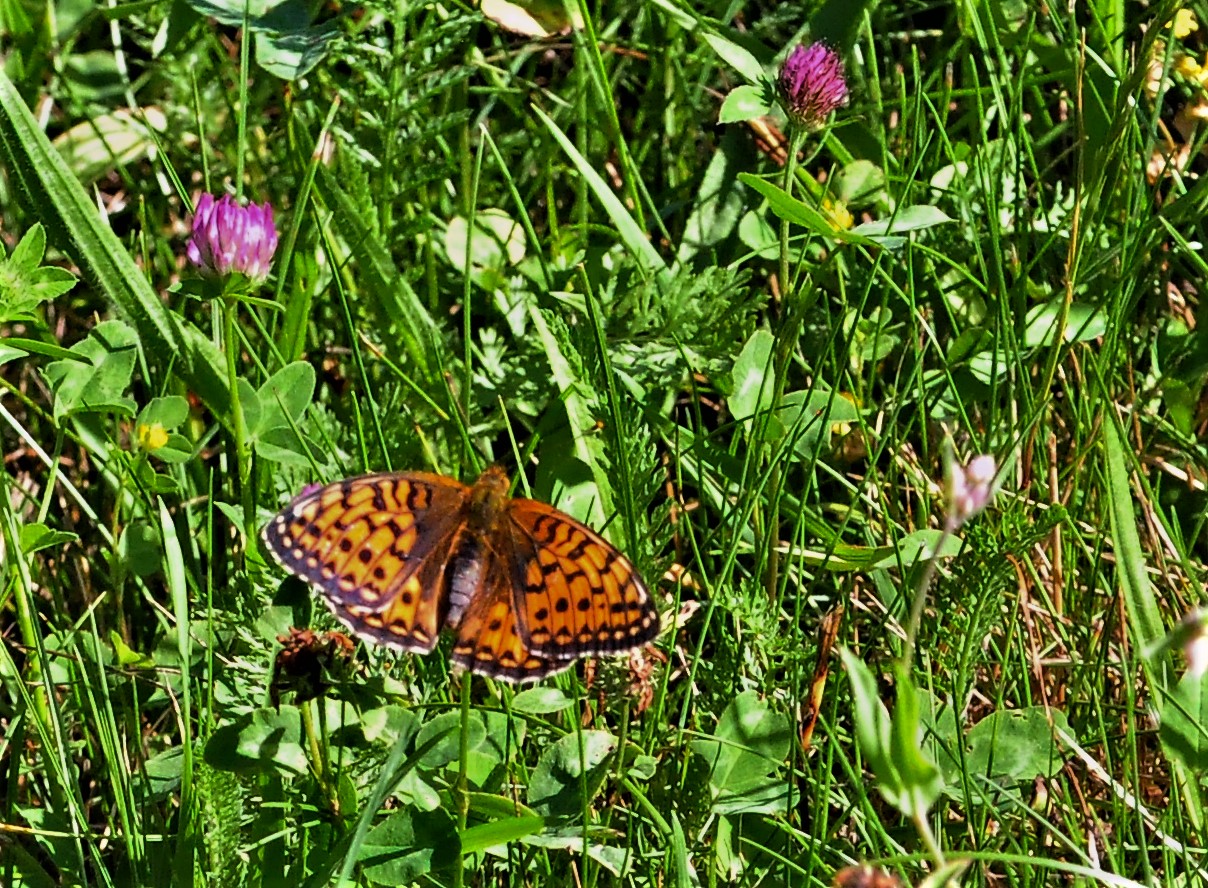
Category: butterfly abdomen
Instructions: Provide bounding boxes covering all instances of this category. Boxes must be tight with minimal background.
[447,534,483,628]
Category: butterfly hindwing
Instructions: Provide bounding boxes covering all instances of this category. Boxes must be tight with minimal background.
[262,472,469,653]
[449,550,566,682]
[505,499,659,660]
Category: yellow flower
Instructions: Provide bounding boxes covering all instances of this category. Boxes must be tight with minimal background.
[1174,9,1199,39]
[137,422,169,451]
[822,197,854,231]
[1175,53,1203,79]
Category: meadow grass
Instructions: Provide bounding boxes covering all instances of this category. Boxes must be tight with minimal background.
[1,0,1205,885]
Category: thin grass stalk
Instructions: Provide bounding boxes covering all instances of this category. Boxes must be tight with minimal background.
[454,673,474,888]
[766,127,808,603]
[235,0,250,198]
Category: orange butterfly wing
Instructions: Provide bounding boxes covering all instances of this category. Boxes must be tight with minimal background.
[504,498,659,661]
[449,550,563,682]
[261,473,469,653]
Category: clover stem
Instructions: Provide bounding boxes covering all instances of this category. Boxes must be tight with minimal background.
[766,127,808,604]
[223,295,256,549]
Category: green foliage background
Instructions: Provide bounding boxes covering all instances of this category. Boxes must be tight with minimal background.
[2,0,1207,885]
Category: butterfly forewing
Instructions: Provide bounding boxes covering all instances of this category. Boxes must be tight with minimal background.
[262,473,470,653]
[505,499,659,660]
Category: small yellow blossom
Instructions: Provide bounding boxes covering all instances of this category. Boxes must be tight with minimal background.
[137,422,169,451]
[1175,53,1203,80]
[1173,9,1199,40]
[822,197,854,231]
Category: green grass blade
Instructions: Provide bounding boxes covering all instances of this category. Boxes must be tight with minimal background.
[1103,417,1169,686]
[532,105,667,279]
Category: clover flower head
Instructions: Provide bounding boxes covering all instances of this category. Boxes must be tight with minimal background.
[187,192,279,285]
[1187,625,1208,679]
[778,42,848,130]
[1179,609,1208,679]
[946,454,999,529]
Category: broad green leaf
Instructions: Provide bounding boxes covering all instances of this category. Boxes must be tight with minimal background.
[136,396,189,431]
[839,648,898,795]
[775,389,859,460]
[42,319,138,418]
[254,23,338,80]
[0,337,83,363]
[525,307,612,527]
[718,84,773,123]
[254,425,314,466]
[118,521,162,577]
[677,128,749,264]
[466,792,542,822]
[461,812,544,855]
[255,360,315,433]
[691,690,792,796]
[416,709,518,788]
[710,775,793,815]
[235,707,307,775]
[1104,418,1170,684]
[361,808,458,886]
[1161,672,1208,770]
[741,174,843,236]
[237,377,261,437]
[178,0,319,34]
[851,205,954,237]
[141,746,184,801]
[109,631,155,670]
[702,31,766,84]
[728,329,775,423]
[360,705,421,747]
[521,832,633,876]
[205,707,307,776]
[481,0,582,36]
[1023,300,1108,347]
[0,223,77,321]
[528,730,617,821]
[960,707,1070,783]
[511,687,574,714]
[133,400,192,459]
[868,530,963,569]
[832,160,887,206]
[445,209,525,272]
[19,522,78,555]
[887,666,941,818]
[737,209,779,260]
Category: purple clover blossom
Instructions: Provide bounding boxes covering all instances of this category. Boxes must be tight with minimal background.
[187,193,279,285]
[778,42,848,130]
[946,454,999,529]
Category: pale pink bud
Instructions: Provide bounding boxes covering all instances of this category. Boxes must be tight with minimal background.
[946,454,999,527]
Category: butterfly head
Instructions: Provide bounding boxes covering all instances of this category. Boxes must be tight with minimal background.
[468,465,511,524]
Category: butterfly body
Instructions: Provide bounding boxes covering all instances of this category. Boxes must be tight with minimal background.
[262,465,658,683]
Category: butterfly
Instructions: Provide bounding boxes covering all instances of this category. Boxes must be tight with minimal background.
[261,465,659,683]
